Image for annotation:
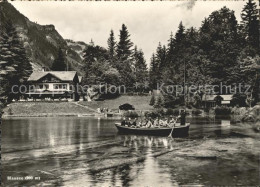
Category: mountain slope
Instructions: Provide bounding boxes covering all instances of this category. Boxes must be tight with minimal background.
[0,2,84,73]
[66,39,88,60]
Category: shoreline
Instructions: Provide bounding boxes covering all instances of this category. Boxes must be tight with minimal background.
[2,113,96,118]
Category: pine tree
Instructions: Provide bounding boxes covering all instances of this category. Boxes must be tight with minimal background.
[174,21,186,65]
[115,24,135,88]
[241,0,260,55]
[0,25,12,103]
[166,32,175,67]
[149,53,159,89]
[116,24,133,61]
[133,46,148,84]
[175,21,185,44]
[149,94,155,106]
[51,48,66,71]
[154,96,163,108]
[5,19,31,84]
[0,19,32,101]
[107,29,117,60]
[155,42,167,82]
[133,46,148,92]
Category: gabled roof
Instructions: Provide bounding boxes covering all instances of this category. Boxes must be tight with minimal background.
[202,95,216,101]
[28,71,78,82]
[202,94,233,101]
[220,95,233,101]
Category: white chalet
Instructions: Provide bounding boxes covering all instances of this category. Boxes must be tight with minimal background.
[26,71,81,101]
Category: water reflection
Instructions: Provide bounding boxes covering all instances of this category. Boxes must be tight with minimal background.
[121,135,174,150]
[2,117,118,153]
[1,117,260,186]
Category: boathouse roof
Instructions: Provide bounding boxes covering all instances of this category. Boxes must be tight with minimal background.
[202,94,233,101]
[119,103,135,110]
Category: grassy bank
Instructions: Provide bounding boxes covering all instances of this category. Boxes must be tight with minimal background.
[79,95,153,111]
[2,102,96,117]
[2,95,153,117]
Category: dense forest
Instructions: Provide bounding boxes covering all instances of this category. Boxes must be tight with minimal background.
[81,1,260,107]
[82,25,148,92]
[149,3,260,108]
[0,0,259,111]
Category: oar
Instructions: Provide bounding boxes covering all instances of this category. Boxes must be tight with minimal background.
[168,119,176,138]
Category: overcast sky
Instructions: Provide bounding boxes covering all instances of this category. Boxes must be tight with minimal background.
[11,1,245,63]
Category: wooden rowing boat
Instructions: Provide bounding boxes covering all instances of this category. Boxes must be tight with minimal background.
[115,123,190,137]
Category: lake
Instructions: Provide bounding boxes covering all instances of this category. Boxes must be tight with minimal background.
[1,116,260,186]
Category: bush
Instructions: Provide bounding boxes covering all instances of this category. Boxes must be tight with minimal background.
[241,105,260,122]
[231,106,247,115]
[165,108,182,116]
[192,109,202,116]
[214,106,231,116]
[231,94,247,107]
[144,109,164,119]
[123,111,139,118]
[165,108,174,116]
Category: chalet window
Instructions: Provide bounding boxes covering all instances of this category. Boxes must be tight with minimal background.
[44,84,49,89]
[54,85,59,89]
[39,85,44,89]
[54,84,67,89]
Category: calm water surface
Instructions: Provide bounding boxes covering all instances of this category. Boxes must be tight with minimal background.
[2,116,260,186]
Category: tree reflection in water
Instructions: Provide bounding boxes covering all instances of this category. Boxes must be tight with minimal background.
[2,117,260,186]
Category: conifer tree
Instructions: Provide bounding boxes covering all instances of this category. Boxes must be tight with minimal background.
[5,20,32,83]
[175,21,185,45]
[115,24,135,88]
[166,32,175,67]
[241,0,260,55]
[149,94,155,106]
[51,48,66,71]
[107,29,117,60]
[133,46,148,84]
[149,53,159,89]
[0,19,32,101]
[0,23,12,103]
[116,24,133,61]
[154,96,163,108]
[154,43,167,82]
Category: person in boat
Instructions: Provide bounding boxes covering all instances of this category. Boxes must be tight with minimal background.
[127,118,132,127]
[159,118,164,126]
[139,119,146,128]
[154,117,160,127]
[143,118,151,128]
[137,120,142,128]
[146,118,153,128]
[178,110,186,125]
[160,118,168,127]
[169,116,177,127]
[131,118,137,127]
[121,117,126,126]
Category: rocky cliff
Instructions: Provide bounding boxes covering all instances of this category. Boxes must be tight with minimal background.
[0,2,86,74]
